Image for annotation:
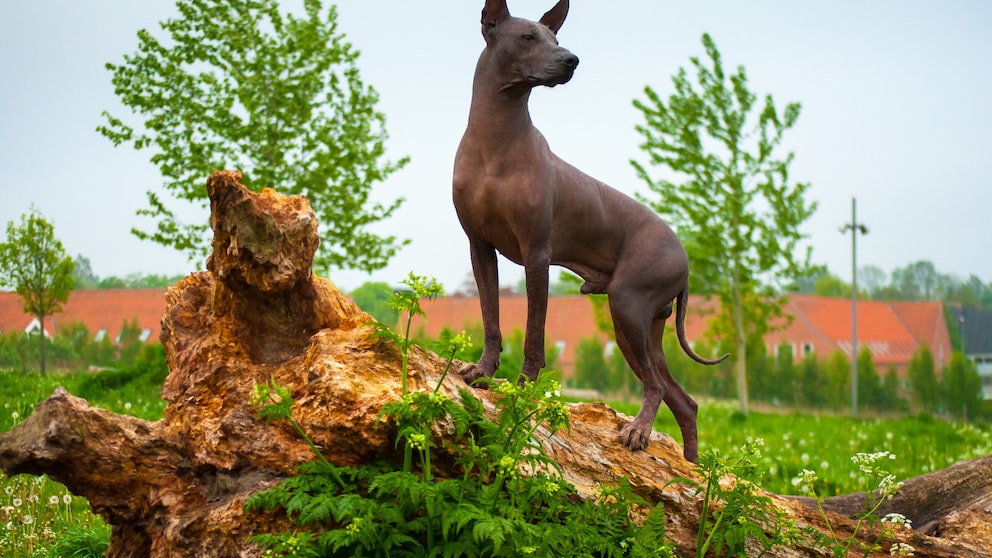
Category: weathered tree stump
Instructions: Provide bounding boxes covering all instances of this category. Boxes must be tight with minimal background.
[1,171,990,557]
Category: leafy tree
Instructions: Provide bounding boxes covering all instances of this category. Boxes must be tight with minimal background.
[907,346,939,414]
[0,207,75,374]
[350,281,400,327]
[97,276,129,289]
[632,33,817,415]
[944,274,992,309]
[890,260,949,301]
[855,346,883,411]
[117,317,146,365]
[798,352,823,408]
[122,272,186,289]
[822,351,851,409]
[813,273,854,298]
[772,342,799,407]
[880,366,905,412]
[858,265,889,300]
[73,255,100,289]
[941,352,983,421]
[99,0,408,274]
[745,341,771,403]
[572,336,611,392]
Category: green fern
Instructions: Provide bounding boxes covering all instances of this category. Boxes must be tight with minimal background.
[245,273,678,558]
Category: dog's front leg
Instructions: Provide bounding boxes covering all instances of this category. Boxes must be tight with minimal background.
[463,238,502,384]
[520,251,551,381]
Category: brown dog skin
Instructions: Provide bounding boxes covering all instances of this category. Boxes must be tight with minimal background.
[452,0,728,462]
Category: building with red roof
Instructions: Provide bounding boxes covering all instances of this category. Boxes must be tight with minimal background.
[0,289,168,344]
[0,289,953,383]
[413,294,952,380]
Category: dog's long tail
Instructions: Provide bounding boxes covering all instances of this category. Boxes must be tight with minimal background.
[676,286,730,366]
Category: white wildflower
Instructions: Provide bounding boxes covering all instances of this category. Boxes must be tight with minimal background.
[890,542,915,556]
[882,513,912,529]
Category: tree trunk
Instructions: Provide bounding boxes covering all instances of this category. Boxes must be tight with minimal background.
[1,171,990,557]
[732,275,748,416]
[37,312,46,375]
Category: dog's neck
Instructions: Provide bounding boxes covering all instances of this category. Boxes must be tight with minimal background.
[465,49,537,144]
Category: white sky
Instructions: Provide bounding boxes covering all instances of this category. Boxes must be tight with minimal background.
[1,1,990,294]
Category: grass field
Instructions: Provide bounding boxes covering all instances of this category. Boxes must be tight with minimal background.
[1,368,165,557]
[607,397,992,496]
[2,369,990,555]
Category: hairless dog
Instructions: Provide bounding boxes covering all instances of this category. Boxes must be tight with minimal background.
[452,0,728,462]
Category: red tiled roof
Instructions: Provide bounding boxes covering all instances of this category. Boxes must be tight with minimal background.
[0,289,168,343]
[766,295,951,371]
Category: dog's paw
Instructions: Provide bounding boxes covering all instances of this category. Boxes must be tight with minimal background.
[619,421,651,451]
[458,363,492,389]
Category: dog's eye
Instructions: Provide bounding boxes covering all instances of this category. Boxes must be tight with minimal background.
[522,34,535,41]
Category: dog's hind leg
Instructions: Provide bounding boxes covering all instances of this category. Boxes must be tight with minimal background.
[651,316,700,462]
[609,292,667,452]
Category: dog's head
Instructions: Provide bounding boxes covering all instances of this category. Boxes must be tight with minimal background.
[480,0,579,89]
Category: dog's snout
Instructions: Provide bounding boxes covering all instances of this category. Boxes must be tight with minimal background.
[561,52,579,69]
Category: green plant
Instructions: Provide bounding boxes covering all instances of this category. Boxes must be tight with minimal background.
[245,273,677,557]
[0,206,75,374]
[675,438,800,557]
[794,451,913,557]
[0,473,108,558]
[44,521,112,558]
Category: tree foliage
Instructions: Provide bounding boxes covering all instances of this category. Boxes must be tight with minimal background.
[907,346,939,414]
[941,352,983,421]
[0,207,75,374]
[99,0,408,274]
[631,33,816,414]
[350,281,400,327]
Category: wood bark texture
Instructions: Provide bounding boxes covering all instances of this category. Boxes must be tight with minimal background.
[0,171,989,557]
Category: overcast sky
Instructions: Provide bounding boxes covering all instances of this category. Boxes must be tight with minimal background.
[1,1,990,294]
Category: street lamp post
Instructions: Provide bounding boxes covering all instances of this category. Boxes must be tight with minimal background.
[841,198,868,418]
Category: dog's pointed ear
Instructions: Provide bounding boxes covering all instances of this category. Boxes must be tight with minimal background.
[481,0,510,31]
[539,0,568,34]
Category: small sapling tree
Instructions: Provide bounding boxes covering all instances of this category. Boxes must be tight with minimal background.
[632,33,817,415]
[0,207,75,374]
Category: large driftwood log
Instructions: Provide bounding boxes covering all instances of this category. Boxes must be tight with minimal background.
[1,171,990,557]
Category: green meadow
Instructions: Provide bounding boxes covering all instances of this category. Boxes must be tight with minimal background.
[2,368,989,556]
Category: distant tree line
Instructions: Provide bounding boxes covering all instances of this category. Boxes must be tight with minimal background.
[794,260,992,309]
[72,255,185,290]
